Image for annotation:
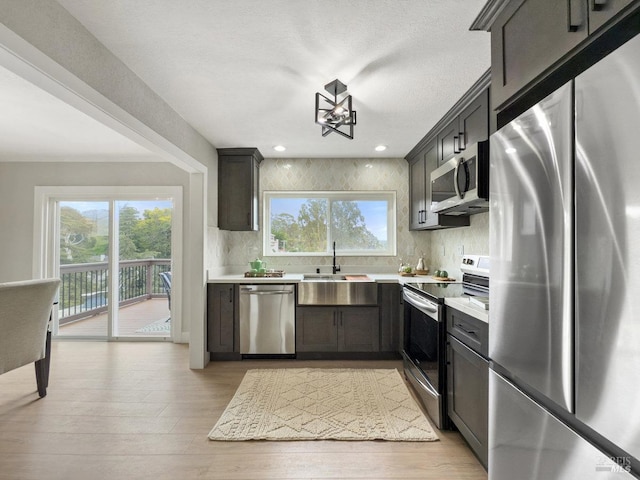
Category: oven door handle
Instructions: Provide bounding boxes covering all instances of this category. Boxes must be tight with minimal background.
[403,289,439,314]
[405,360,439,397]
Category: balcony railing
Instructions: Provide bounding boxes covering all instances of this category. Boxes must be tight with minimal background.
[59,259,170,324]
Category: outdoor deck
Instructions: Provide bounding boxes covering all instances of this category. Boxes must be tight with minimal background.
[58,298,170,338]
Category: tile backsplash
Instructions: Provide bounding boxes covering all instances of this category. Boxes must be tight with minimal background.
[428,212,489,280]
[207,157,489,276]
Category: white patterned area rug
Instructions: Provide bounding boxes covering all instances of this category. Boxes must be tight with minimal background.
[208,368,439,442]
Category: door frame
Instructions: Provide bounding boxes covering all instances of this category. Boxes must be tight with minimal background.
[33,186,183,341]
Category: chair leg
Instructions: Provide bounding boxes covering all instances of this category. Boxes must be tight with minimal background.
[35,359,47,397]
[34,331,52,397]
[43,330,52,388]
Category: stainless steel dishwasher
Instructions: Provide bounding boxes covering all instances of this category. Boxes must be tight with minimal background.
[239,284,295,355]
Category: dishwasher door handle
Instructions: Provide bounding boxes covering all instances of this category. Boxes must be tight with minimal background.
[242,290,293,295]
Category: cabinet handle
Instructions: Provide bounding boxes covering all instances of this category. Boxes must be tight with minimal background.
[458,130,466,151]
[568,0,585,32]
[455,322,477,336]
[246,212,251,226]
[453,136,460,154]
[229,287,233,303]
[591,0,607,10]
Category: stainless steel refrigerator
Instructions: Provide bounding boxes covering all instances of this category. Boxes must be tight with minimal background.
[489,32,640,480]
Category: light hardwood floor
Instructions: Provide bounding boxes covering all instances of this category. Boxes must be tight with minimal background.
[0,342,487,480]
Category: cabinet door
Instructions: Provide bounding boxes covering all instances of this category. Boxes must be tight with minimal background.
[218,148,262,231]
[218,155,255,231]
[588,0,636,32]
[447,335,489,468]
[338,307,380,352]
[409,154,427,230]
[491,0,588,110]
[379,284,400,352]
[437,117,460,166]
[458,89,489,151]
[295,307,337,352]
[423,139,448,228]
[207,284,235,352]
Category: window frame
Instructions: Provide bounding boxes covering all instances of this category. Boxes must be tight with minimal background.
[263,190,397,257]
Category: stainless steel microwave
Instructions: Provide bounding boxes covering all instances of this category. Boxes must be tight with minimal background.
[430,140,489,215]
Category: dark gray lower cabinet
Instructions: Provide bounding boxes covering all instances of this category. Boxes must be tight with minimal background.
[296,306,379,352]
[378,283,401,352]
[446,307,489,469]
[207,283,236,353]
[295,307,336,352]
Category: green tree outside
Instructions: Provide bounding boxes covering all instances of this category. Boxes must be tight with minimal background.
[270,199,381,253]
[60,205,172,263]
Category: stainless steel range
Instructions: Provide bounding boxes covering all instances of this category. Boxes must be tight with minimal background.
[402,254,489,429]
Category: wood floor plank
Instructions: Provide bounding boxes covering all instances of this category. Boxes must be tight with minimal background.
[0,341,487,480]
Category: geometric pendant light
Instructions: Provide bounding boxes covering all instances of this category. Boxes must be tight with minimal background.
[315,79,356,139]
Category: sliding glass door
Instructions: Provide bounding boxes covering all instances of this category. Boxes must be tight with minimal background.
[116,200,172,337]
[54,197,173,340]
[57,201,110,337]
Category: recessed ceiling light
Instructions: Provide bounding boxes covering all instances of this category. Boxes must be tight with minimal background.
[374,145,387,152]
[273,145,286,152]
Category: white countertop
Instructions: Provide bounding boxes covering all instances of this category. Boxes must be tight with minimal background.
[207,273,455,284]
[445,297,489,324]
[208,273,488,322]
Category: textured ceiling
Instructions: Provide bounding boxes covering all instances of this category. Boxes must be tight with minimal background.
[0,65,154,161]
[2,1,490,162]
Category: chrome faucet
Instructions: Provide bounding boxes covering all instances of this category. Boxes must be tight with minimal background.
[332,241,341,274]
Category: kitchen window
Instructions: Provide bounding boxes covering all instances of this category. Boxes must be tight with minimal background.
[263,191,396,256]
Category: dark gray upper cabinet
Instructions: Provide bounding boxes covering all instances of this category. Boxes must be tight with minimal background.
[438,88,490,166]
[437,117,460,167]
[459,89,490,151]
[491,0,588,111]
[409,146,427,230]
[406,71,490,231]
[589,0,636,32]
[217,148,263,231]
[482,0,640,122]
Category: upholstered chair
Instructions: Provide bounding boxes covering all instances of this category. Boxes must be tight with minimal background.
[0,279,61,397]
